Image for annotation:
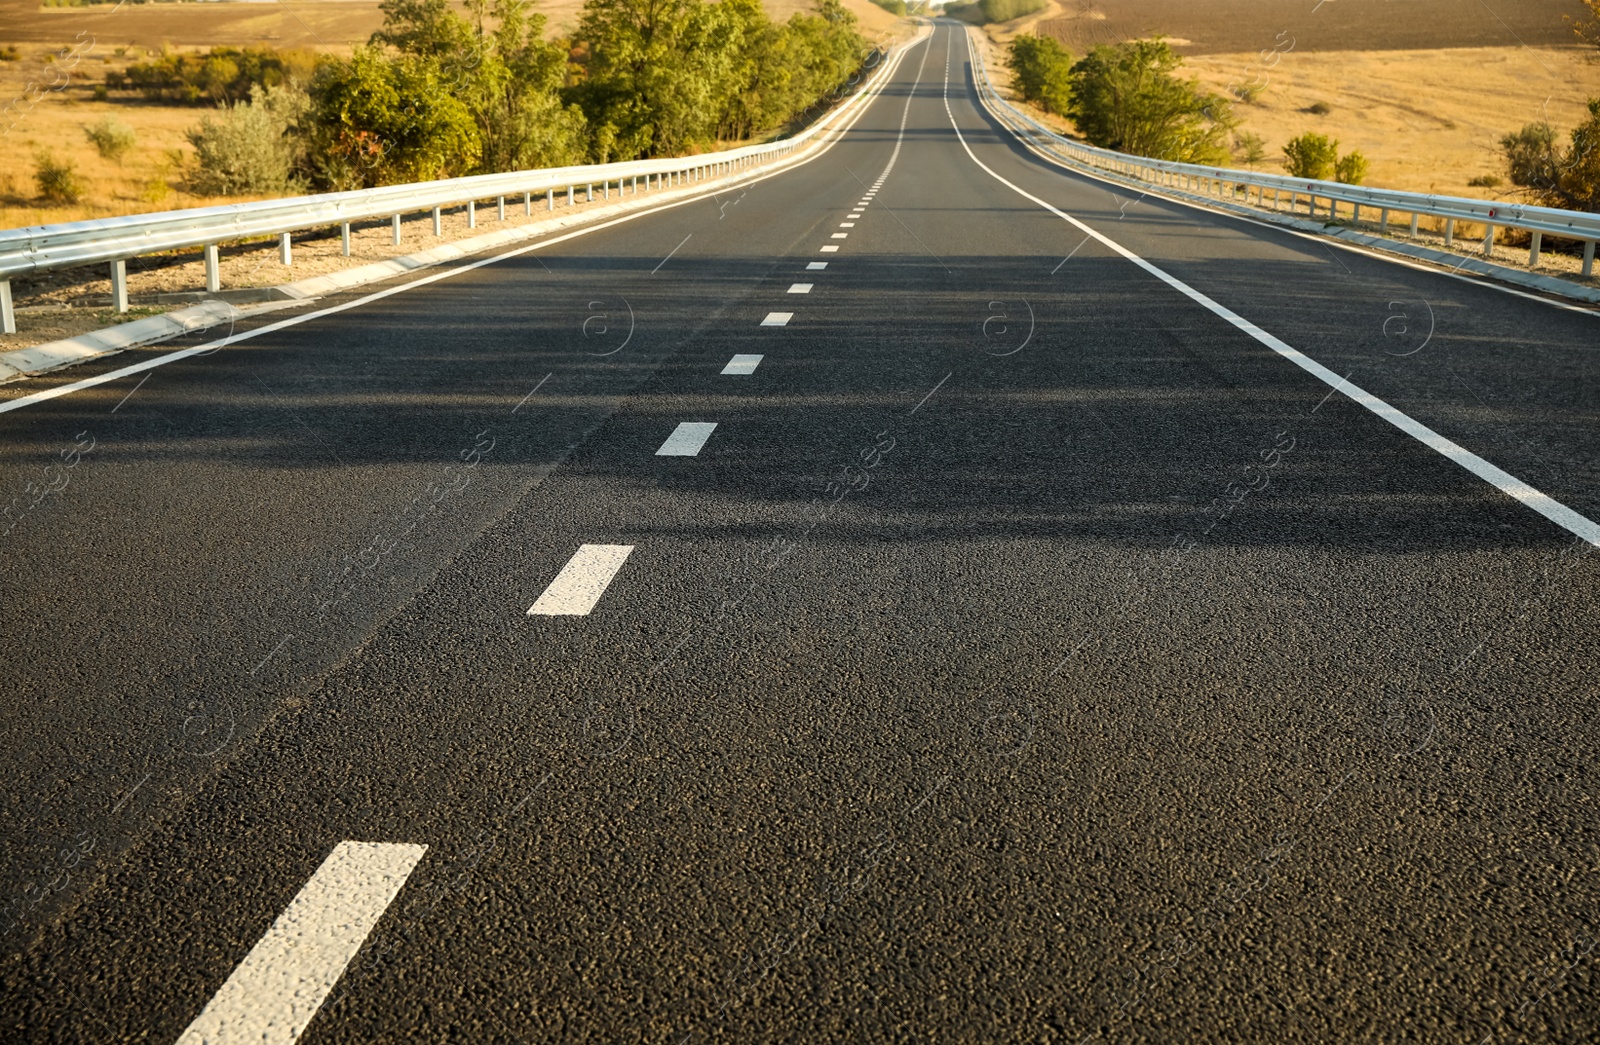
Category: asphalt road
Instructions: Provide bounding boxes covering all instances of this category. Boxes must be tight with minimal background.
[3,21,1599,1045]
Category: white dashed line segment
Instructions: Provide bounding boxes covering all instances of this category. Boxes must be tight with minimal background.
[656,421,718,456]
[721,354,763,375]
[820,246,840,252]
[176,841,427,1045]
[807,262,828,270]
[761,312,793,326]
[788,283,813,293]
[528,544,635,616]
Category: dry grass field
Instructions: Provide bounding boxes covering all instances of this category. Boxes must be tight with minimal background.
[973,0,1600,202]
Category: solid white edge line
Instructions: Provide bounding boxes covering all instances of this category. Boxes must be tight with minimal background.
[947,27,1600,548]
[0,33,932,418]
[656,421,718,456]
[528,544,635,616]
[176,841,427,1045]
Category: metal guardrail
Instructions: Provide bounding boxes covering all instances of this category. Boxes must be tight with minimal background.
[965,30,1600,280]
[0,43,901,334]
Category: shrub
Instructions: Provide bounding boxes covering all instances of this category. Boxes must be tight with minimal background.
[947,0,1044,24]
[1502,100,1600,212]
[85,115,137,162]
[1007,34,1073,115]
[1068,37,1233,163]
[869,0,906,13]
[1233,131,1266,166]
[1282,132,1337,179]
[185,84,308,195]
[1334,149,1368,184]
[1308,101,1331,115]
[91,83,108,101]
[1230,81,1263,104]
[1467,173,1503,188]
[0,45,19,62]
[34,151,83,203]
[122,45,320,105]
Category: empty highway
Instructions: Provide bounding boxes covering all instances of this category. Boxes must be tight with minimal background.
[2,21,1598,1044]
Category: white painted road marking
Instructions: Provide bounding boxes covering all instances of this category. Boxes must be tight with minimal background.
[840,222,856,228]
[176,841,427,1045]
[947,29,1600,549]
[656,421,718,456]
[820,245,839,252]
[762,312,793,326]
[830,233,848,239]
[721,354,763,375]
[529,544,635,616]
[788,283,813,293]
[807,261,828,270]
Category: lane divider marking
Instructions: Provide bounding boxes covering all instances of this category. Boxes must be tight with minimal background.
[945,26,1600,548]
[760,312,793,327]
[721,354,763,375]
[788,283,813,294]
[656,421,718,456]
[806,262,828,271]
[839,222,856,228]
[819,246,840,253]
[176,841,427,1045]
[528,544,634,616]
[830,233,849,239]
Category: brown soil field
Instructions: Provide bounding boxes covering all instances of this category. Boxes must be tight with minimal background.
[1034,0,1589,55]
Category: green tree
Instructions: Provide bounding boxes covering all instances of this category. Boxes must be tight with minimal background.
[1282,131,1337,179]
[1006,34,1072,115]
[186,84,308,195]
[1067,38,1232,163]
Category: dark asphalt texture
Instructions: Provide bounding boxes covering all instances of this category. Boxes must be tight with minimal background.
[3,21,1599,1045]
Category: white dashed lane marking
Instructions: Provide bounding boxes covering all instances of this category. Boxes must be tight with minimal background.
[656,421,718,456]
[807,261,828,270]
[840,222,856,228]
[788,283,813,293]
[721,354,763,375]
[820,245,839,253]
[528,545,635,616]
[830,233,848,239]
[761,312,793,326]
[176,841,427,1045]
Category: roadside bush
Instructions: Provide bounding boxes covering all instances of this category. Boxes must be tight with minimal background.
[118,46,320,104]
[1007,34,1072,115]
[1233,131,1266,166]
[1068,37,1232,163]
[185,84,308,195]
[870,0,906,14]
[1334,149,1368,184]
[1282,132,1337,178]
[1502,100,1600,212]
[1307,100,1331,115]
[1467,173,1503,188]
[1230,81,1262,104]
[0,45,19,62]
[34,150,83,203]
[84,115,137,162]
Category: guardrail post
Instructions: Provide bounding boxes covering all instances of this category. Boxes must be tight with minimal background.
[524,191,531,216]
[392,214,402,246]
[431,207,441,235]
[279,233,292,266]
[586,183,594,202]
[1444,218,1454,247]
[111,260,128,312]
[604,181,610,200]
[632,175,638,193]
[1409,213,1419,237]
[498,195,506,221]
[547,189,554,211]
[1379,208,1389,234]
[1585,239,1596,277]
[568,185,574,206]
[1351,203,1361,224]
[1529,230,1542,266]
[1482,224,1495,256]
[0,280,14,335]
[468,201,477,228]
[339,223,351,257]
[205,244,221,290]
